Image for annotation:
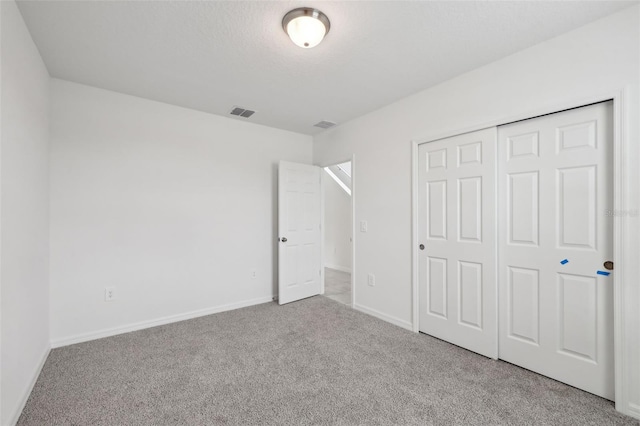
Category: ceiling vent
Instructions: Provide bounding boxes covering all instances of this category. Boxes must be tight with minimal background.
[314,120,336,129]
[229,106,256,118]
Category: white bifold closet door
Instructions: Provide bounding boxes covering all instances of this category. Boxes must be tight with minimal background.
[498,101,614,400]
[418,128,498,359]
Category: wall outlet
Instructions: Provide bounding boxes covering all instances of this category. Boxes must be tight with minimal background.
[251,270,257,279]
[360,220,368,232]
[367,273,375,287]
[105,286,116,302]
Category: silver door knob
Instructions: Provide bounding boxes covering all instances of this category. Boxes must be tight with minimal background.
[419,244,425,250]
[281,237,287,243]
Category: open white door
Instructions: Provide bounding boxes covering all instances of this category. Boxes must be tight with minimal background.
[278,161,322,305]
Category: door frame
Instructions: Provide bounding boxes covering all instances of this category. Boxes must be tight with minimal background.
[319,155,356,308]
[411,88,631,414]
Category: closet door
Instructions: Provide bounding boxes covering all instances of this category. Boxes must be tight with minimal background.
[418,128,497,359]
[498,102,614,399]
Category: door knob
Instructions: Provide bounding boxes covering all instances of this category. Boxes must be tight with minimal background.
[419,244,425,250]
[603,261,614,270]
[281,237,287,243]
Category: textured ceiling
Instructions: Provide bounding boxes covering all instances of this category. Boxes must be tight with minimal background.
[17,0,635,135]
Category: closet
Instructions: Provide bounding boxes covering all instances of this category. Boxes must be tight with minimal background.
[417,101,614,400]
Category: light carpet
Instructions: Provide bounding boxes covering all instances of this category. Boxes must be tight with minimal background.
[18,296,637,425]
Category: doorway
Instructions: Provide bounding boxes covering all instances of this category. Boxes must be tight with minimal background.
[322,161,353,306]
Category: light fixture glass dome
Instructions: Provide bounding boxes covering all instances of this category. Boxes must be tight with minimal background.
[282,8,330,49]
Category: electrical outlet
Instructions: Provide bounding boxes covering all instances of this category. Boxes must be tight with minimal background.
[105,286,116,302]
[360,220,368,232]
[368,273,375,287]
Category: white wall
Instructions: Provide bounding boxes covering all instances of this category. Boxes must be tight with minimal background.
[1,1,51,424]
[313,6,640,416]
[49,79,312,346]
[323,171,351,272]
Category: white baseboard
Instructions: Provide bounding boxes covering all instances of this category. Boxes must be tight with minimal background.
[353,303,413,331]
[8,344,50,426]
[51,295,274,348]
[324,264,352,274]
[628,403,640,419]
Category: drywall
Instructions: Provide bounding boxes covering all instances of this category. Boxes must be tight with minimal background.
[323,171,351,272]
[313,6,640,417]
[1,1,51,424]
[17,1,633,135]
[49,79,312,346]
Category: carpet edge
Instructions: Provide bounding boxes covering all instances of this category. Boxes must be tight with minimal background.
[8,344,50,426]
[353,303,413,331]
[50,295,275,349]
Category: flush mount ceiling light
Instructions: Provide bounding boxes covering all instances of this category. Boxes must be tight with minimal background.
[282,7,330,48]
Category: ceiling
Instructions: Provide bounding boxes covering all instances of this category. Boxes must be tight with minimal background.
[17,0,635,135]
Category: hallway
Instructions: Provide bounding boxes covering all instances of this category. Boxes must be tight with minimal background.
[323,268,351,306]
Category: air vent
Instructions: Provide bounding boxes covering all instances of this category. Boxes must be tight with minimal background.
[229,106,256,118]
[314,120,336,129]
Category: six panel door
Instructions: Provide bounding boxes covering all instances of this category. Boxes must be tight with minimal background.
[497,102,614,399]
[278,161,322,305]
[418,128,498,359]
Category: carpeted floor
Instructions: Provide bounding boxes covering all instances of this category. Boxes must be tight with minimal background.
[18,296,637,425]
